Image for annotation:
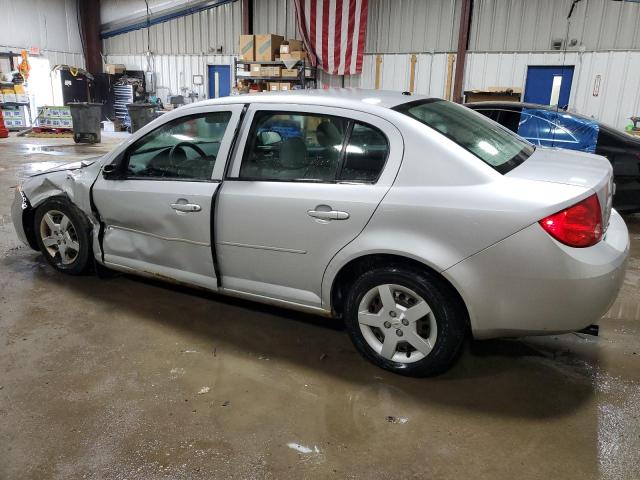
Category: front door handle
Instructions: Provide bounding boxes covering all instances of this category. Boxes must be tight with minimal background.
[307,209,350,220]
[170,202,202,212]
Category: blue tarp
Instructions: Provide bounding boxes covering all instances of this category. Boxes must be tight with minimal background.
[517,108,599,153]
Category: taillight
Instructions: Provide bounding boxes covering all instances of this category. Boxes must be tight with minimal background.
[539,194,603,248]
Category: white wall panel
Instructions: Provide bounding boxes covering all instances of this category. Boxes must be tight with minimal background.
[464,51,640,131]
[317,53,450,99]
[0,0,83,66]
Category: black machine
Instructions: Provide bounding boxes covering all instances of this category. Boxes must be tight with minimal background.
[57,69,91,104]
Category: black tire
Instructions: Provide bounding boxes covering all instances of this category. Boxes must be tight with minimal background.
[344,266,467,377]
[34,197,92,275]
[73,134,80,143]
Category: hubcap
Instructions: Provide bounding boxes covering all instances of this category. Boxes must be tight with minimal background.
[39,210,80,265]
[357,284,437,364]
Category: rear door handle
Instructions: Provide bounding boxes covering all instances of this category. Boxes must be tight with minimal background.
[170,203,201,212]
[307,209,350,220]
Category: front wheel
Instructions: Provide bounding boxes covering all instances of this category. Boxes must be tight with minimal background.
[344,266,467,377]
[34,198,92,275]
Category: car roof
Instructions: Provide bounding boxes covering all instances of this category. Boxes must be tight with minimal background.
[181,88,434,112]
[463,101,563,111]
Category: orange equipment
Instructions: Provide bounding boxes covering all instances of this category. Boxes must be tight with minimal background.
[0,110,9,138]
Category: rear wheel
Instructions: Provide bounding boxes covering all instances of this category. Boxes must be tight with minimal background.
[344,266,466,377]
[34,198,91,275]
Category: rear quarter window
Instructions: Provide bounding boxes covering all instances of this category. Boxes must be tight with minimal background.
[394,99,534,174]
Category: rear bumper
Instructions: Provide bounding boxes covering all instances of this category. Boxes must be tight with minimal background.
[444,209,629,339]
[11,187,30,247]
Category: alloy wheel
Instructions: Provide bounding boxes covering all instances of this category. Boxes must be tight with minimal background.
[39,210,80,265]
[357,284,437,363]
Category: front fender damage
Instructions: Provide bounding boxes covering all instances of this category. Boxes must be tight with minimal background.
[20,160,104,258]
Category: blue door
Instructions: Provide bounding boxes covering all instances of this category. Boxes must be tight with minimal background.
[523,66,574,108]
[208,65,231,99]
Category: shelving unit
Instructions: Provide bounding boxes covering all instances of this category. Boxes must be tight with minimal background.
[113,84,134,128]
[234,58,317,90]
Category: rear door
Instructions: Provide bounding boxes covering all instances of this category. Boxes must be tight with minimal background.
[216,104,403,308]
[92,105,243,290]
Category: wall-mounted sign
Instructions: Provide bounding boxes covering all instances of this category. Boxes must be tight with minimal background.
[593,75,601,97]
[193,75,203,86]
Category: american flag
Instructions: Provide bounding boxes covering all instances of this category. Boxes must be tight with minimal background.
[293,0,369,75]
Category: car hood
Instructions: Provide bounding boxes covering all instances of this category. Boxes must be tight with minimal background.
[29,156,102,177]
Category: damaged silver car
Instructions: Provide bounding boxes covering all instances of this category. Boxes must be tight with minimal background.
[11,90,629,376]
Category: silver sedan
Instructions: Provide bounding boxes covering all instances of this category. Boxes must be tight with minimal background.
[11,90,629,376]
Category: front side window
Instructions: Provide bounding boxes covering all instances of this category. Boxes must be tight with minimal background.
[394,99,534,174]
[239,111,389,182]
[126,112,232,180]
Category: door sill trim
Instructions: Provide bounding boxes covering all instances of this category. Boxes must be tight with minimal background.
[220,287,332,317]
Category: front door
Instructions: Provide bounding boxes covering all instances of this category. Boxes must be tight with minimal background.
[216,104,403,308]
[92,105,242,290]
[524,65,575,108]
[208,65,231,99]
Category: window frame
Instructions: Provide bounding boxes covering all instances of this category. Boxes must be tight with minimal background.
[229,108,390,185]
[119,111,236,183]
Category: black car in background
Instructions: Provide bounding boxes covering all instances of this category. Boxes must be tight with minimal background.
[465,102,640,213]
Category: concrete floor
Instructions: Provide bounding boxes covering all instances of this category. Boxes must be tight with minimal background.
[1,134,639,480]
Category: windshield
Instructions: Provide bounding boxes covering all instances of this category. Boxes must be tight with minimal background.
[393,99,534,174]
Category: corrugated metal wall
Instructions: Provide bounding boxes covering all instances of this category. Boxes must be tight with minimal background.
[470,0,640,52]
[101,0,640,129]
[251,0,461,52]
[366,0,460,53]
[253,0,299,39]
[102,1,241,55]
[106,53,233,101]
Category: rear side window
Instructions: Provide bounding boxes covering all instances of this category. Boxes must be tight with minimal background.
[238,111,389,183]
[394,99,534,174]
[340,123,389,182]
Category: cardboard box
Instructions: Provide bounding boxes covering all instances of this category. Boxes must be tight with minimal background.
[260,66,281,77]
[250,64,262,77]
[16,94,28,103]
[3,93,16,103]
[280,51,307,62]
[280,39,304,54]
[267,82,280,91]
[281,68,298,78]
[279,82,292,91]
[239,34,255,61]
[464,88,522,103]
[255,34,284,61]
[104,64,126,74]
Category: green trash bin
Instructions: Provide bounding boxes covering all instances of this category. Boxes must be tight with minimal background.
[69,102,102,144]
[126,103,157,133]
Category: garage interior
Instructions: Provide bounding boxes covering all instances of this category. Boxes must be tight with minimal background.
[1,0,640,478]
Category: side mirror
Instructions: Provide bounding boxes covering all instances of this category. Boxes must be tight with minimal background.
[102,163,120,179]
[102,152,125,179]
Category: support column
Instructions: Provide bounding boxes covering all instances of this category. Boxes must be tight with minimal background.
[452,0,472,103]
[79,0,102,74]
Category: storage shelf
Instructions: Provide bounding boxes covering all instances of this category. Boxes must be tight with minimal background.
[1,102,29,106]
[240,76,310,81]
[237,60,311,66]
